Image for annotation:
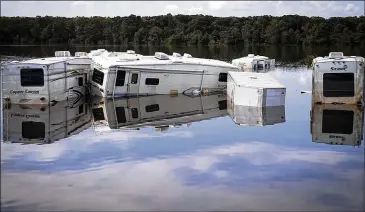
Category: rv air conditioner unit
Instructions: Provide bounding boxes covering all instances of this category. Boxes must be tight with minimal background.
[126,50,136,54]
[172,52,182,57]
[75,52,87,57]
[155,52,169,60]
[183,53,193,58]
[55,51,71,57]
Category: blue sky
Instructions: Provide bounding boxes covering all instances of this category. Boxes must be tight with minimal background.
[1,1,363,18]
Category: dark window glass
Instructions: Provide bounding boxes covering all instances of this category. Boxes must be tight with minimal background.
[131,73,138,84]
[92,69,104,86]
[20,68,44,87]
[22,121,45,139]
[131,108,138,118]
[254,64,257,70]
[116,107,126,123]
[78,77,84,86]
[323,73,354,97]
[116,71,126,86]
[146,104,160,112]
[218,100,227,110]
[92,108,105,121]
[79,104,84,114]
[258,64,264,70]
[322,110,353,134]
[218,73,227,82]
[145,78,159,85]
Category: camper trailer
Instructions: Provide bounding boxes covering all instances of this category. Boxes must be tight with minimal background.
[312,52,365,105]
[310,103,363,146]
[2,98,92,144]
[91,94,228,131]
[231,54,275,72]
[2,51,92,105]
[88,49,239,97]
[227,72,286,107]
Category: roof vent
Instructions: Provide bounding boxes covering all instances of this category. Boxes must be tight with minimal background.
[329,52,344,59]
[55,51,71,57]
[75,52,87,57]
[155,52,169,60]
[172,52,182,57]
[248,54,255,58]
[183,53,192,58]
[126,50,135,54]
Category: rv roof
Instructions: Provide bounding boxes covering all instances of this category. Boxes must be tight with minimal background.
[229,72,285,89]
[17,57,77,65]
[314,56,363,63]
[90,50,238,69]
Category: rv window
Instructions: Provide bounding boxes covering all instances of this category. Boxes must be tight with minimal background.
[20,68,44,87]
[92,108,105,121]
[22,121,45,139]
[116,71,126,86]
[323,73,354,97]
[253,64,257,70]
[218,73,227,82]
[79,104,84,114]
[257,64,264,70]
[146,104,160,112]
[322,110,353,134]
[116,107,126,123]
[145,78,159,85]
[218,100,227,110]
[92,69,104,86]
[131,74,138,84]
[131,108,139,118]
[78,77,84,86]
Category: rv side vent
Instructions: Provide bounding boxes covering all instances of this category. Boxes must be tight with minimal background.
[329,52,344,59]
[55,51,71,57]
[183,53,192,58]
[126,50,136,54]
[172,52,182,57]
[155,52,169,60]
[75,52,87,57]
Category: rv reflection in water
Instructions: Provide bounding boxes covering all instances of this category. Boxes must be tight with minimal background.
[2,98,91,144]
[91,94,228,131]
[310,104,364,146]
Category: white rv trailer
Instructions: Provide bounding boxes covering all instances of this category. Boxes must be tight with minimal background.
[312,52,365,105]
[87,49,240,97]
[2,97,92,144]
[227,72,286,108]
[232,54,275,72]
[310,103,363,146]
[91,93,228,131]
[2,51,92,104]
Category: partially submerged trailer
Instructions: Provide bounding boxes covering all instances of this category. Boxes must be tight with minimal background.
[310,103,363,146]
[227,72,286,108]
[91,94,228,130]
[231,54,275,72]
[2,51,91,104]
[312,52,365,105]
[2,97,91,144]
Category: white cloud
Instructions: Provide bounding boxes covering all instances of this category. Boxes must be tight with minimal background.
[0,1,363,18]
[1,141,363,211]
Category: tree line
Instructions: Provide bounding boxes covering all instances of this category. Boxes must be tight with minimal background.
[1,14,364,46]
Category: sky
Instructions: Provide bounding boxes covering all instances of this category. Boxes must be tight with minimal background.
[1,1,364,18]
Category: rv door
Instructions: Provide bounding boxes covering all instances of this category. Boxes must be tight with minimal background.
[127,71,140,95]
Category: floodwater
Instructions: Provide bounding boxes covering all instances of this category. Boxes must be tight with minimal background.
[1,45,364,211]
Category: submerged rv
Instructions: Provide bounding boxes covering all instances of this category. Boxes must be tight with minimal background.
[2,51,91,104]
[91,94,228,131]
[87,49,239,97]
[232,54,275,72]
[2,98,91,144]
[312,52,365,105]
[310,103,363,146]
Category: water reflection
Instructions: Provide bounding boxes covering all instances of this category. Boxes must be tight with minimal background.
[310,103,364,147]
[91,94,228,132]
[3,98,91,144]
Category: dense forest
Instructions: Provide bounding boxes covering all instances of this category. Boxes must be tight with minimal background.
[1,14,364,46]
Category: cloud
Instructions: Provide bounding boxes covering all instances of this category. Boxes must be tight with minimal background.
[0,1,363,18]
[1,141,363,211]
